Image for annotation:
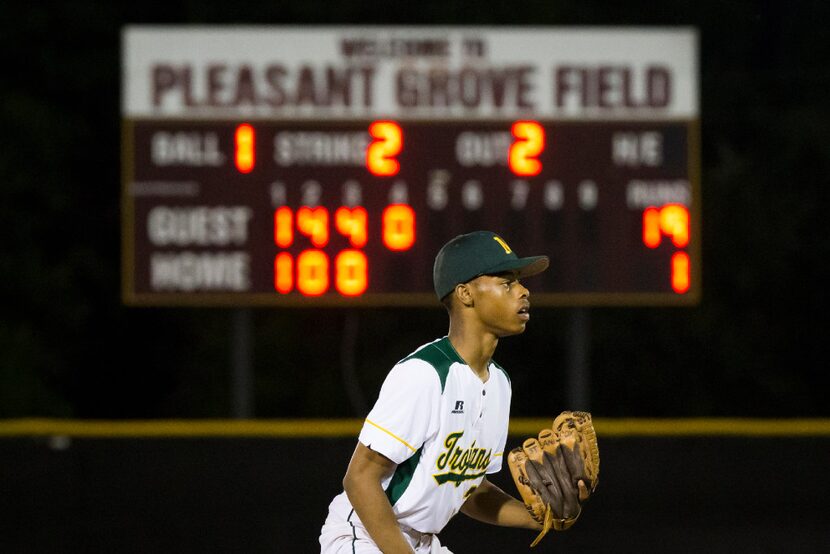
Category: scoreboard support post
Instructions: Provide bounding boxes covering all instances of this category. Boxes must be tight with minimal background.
[567,308,591,411]
[230,308,253,418]
[341,311,368,417]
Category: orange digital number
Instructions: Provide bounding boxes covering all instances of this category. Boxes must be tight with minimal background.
[297,206,329,247]
[509,121,545,177]
[642,207,662,248]
[335,206,368,247]
[235,123,255,173]
[297,250,329,296]
[382,204,416,251]
[660,204,690,248]
[273,252,294,294]
[671,251,691,294]
[367,121,403,176]
[274,207,294,248]
[335,250,368,296]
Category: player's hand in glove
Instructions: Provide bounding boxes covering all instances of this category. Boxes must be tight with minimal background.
[507,411,600,547]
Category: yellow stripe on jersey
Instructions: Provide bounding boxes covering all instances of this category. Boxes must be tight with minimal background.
[493,452,503,457]
[365,418,417,452]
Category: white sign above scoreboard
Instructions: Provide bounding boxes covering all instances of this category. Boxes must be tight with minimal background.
[122,26,698,121]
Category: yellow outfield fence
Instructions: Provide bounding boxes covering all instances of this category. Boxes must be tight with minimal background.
[0,418,829,438]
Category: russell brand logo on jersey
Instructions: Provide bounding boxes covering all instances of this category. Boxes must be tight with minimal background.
[451,401,464,414]
[432,431,492,487]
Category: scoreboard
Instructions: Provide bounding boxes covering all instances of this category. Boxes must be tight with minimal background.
[122,27,700,306]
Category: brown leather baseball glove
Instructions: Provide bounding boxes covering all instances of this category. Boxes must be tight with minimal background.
[507,411,600,547]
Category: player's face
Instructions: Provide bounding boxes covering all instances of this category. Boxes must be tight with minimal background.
[468,273,531,337]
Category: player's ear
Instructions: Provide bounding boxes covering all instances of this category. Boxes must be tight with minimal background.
[455,283,474,307]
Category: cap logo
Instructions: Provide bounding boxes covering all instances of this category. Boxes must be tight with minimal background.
[493,236,512,254]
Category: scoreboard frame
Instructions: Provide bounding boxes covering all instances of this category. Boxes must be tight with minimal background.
[121,26,700,307]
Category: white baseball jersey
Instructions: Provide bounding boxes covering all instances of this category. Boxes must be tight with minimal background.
[322,336,512,539]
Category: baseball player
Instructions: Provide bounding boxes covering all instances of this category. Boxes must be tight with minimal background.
[320,230,551,553]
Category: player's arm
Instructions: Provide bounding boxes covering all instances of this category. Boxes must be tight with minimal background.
[342,441,415,554]
[460,477,542,530]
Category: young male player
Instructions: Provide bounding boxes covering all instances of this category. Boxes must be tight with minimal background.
[320,230,549,553]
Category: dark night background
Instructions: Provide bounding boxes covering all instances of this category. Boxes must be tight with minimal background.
[1,3,829,554]
[0,1,827,420]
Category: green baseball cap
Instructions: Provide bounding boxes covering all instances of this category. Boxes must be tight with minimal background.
[433,231,549,300]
